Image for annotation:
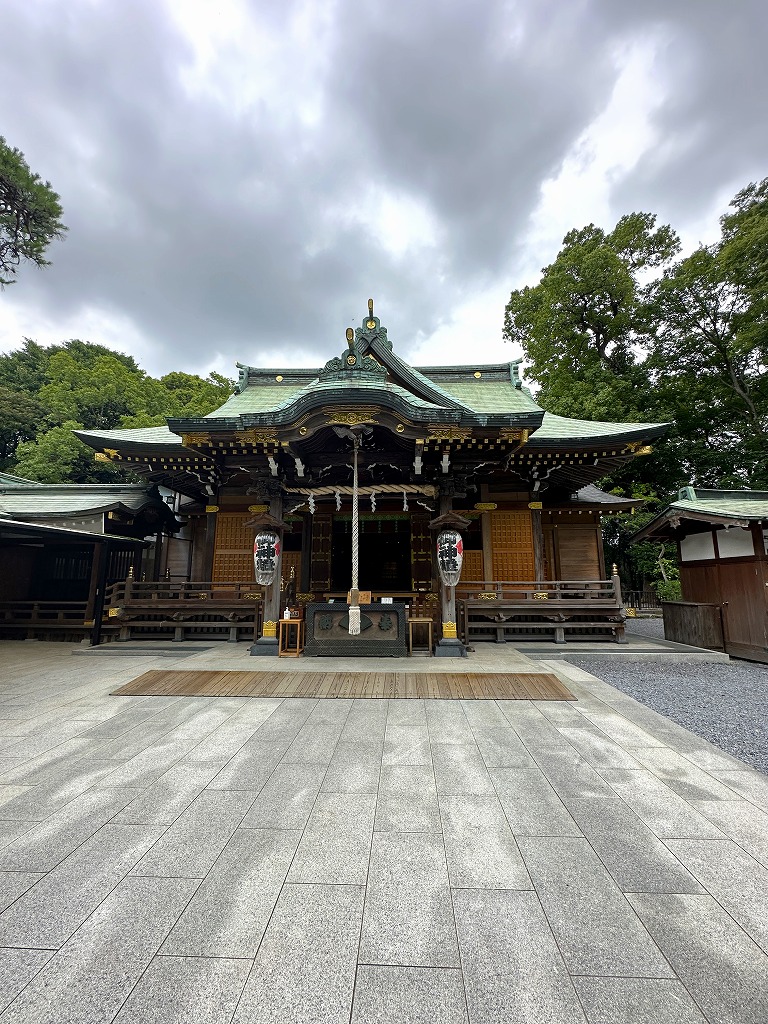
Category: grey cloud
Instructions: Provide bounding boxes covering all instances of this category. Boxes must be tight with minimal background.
[0,0,764,377]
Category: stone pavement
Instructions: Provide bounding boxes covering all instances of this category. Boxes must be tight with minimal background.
[0,640,765,1023]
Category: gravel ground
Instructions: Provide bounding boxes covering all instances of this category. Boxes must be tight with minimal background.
[566,618,768,774]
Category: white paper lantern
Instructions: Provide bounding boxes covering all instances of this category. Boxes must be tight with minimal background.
[253,530,281,585]
[436,529,463,587]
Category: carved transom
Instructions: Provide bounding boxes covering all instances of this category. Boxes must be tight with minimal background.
[323,406,381,426]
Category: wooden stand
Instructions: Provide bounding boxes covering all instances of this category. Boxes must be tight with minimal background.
[279,618,305,657]
[408,617,433,656]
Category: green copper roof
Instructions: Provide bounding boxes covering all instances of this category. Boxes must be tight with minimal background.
[433,381,541,414]
[533,413,669,442]
[0,472,43,487]
[77,426,183,446]
[206,383,308,417]
[0,484,168,517]
[672,488,768,520]
[206,376,447,418]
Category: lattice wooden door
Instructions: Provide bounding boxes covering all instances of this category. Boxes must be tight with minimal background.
[212,513,254,582]
[490,511,535,581]
[410,514,433,590]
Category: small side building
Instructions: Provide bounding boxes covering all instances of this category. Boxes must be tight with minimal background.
[633,487,768,663]
[0,474,179,642]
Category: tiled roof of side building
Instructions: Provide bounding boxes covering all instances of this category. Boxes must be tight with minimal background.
[76,426,183,446]
[673,488,768,520]
[0,484,166,516]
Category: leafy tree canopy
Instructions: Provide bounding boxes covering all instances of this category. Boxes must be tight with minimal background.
[0,137,66,287]
[504,179,768,494]
[0,339,234,482]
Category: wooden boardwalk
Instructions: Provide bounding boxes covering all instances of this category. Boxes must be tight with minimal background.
[112,669,575,700]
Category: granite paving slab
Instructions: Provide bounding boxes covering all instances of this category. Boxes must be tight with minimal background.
[0,871,45,914]
[627,892,768,1024]
[239,763,324,829]
[453,889,586,1024]
[690,797,768,867]
[161,828,300,958]
[113,955,250,1024]
[567,797,703,893]
[351,965,469,1024]
[0,949,55,1014]
[374,764,441,833]
[663,838,768,951]
[431,743,495,795]
[359,832,459,968]
[573,977,709,1024]
[321,740,383,794]
[490,768,582,836]
[287,792,376,885]
[0,787,143,872]
[0,823,167,948]
[130,790,255,878]
[518,836,674,977]
[231,882,364,1024]
[600,768,727,839]
[0,876,197,1024]
[466,724,537,768]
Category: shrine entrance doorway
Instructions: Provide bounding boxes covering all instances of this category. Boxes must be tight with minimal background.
[331,515,412,592]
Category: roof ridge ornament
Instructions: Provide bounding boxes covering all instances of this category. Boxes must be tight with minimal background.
[319,302,389,380]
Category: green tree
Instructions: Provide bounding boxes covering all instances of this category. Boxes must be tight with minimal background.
[0,138,66,286]
[12,422,125,483]
[0,338,236,481]
[0,386,45,468]
[644,181,768,488]
[504,213,680,420]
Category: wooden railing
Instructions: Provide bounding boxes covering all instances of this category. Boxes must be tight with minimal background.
[106,579,264,643]
[0,601,118,639]
[105,579,265,605]
[457,579,627,645]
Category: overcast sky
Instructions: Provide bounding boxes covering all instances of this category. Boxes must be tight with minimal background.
[1,0,766,380]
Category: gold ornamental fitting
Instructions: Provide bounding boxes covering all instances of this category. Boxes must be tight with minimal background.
[262,621,277,638]
[474,502,497,511]
[442,621,457,639]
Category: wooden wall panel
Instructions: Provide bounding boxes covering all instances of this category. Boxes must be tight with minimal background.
[212,512,254,583]
[555,526,601,579]
[460,550,484,582]
[281,551,302,591]
[410,514,433,590]
[310,514,332,591]
[490,512,535,581]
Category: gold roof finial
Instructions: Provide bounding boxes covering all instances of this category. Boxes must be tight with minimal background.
[346,327,354,348]
[368,298,374,317]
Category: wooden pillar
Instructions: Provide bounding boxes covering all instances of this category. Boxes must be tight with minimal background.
[152,530,163,582]
[84,541,104,625]
[202,504,218,581]
[530,506,545,582]
[87,540,111,647]
[300,512,312,593]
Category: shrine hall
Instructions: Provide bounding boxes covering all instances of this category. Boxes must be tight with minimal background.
[72,303,666,653]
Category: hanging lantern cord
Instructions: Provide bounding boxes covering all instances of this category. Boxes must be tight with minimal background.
[349,434,361,635]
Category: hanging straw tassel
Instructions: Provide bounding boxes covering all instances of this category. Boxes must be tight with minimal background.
[349,436,361,635]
